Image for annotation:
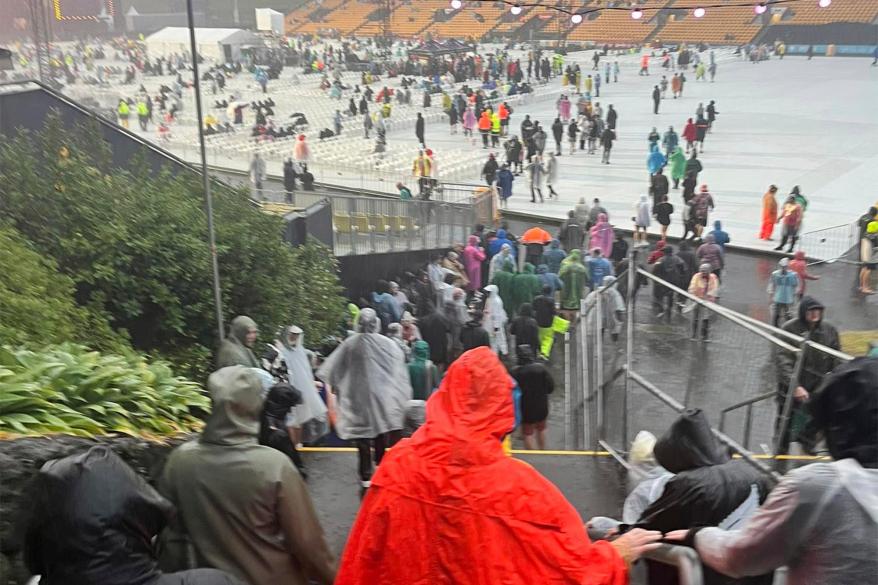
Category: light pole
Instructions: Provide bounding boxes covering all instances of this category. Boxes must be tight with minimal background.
[186,0,225,341]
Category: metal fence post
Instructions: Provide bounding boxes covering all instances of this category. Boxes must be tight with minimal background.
[773,342,808,467]
[580,297,590,449]
[564,331,572,451]
[595,291,604,444]
[623,249,637,450]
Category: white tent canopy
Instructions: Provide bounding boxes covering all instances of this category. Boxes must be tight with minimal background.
[144,27,260,63]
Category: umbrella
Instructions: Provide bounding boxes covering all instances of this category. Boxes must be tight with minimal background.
[521,227,552,244]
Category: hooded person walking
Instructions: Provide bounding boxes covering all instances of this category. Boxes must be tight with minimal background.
[669,146,686,189]
[408,340,439,400]
[590,213,614,257]
[483,284,509,356]
[559,250,589,314]
[647,143,666,175]
[334,347,661,585]
[512,344,555,450]
[760,185,779,240]
[275,325,329,446]
[463,234,487,291]
[317,308,413,486]
[159,366,337,585]
[544,238,567,273]
[216,316,259,369]
[511,263,543,316]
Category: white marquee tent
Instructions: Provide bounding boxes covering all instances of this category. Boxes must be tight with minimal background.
[145,27,260,63]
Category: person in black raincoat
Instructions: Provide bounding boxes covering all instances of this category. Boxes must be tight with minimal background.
[775,296,841,458]
[259,382,306,477]
[510,303,540,358]
[418,301,452,372]
[632,409,775,585]
[511,344,554,450]
[20,446,244,585]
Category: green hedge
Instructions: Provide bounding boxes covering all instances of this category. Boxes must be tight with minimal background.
[0,345,209,438]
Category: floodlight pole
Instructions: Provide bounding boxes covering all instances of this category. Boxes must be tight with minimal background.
[186,0,225,341]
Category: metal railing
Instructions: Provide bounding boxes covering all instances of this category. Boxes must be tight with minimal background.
[252,188,475,256]
[644,545,704,585]
[563,247,853,477]
[797,221,859,265]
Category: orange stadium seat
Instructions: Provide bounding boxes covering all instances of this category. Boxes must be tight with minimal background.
[654,0,761,45]
[776,0,878,25]
[432,3,508,40]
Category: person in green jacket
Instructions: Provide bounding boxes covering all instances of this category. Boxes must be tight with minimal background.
[669,146,687,189]
[216,316,260,369]
[559,249,589,314]
[491,263,516,320]
[511,263,543,317]
[136,99,149,131]
[117,99,130,129]
[408,340,439,400]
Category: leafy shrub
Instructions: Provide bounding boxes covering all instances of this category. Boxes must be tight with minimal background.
[0,113,346,377]
[0,344,209,438]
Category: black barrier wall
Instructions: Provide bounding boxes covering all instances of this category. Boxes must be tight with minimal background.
[337,248,451,300]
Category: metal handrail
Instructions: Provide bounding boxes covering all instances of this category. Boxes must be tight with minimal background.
[644,545,704,585]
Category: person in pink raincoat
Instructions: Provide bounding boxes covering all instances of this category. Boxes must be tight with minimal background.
[462,234,487,291]
[462,106,477,138]
[557,95,572,123]
[589,213,614,257]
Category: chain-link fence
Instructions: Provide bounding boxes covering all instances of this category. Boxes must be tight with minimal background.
[563,249,852,477]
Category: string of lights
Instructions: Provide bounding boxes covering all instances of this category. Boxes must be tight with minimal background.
[447,0,832,23]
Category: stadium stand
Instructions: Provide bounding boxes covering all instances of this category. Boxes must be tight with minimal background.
[776,0,878,25]
[432,3,507,40]
[654,0,763,45]
[567,7,662,44]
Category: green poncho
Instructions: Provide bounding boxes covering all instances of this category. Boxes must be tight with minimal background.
[408,340,439,401]
[559,250,589,311]
[491,264,516,319]
[215,316,259,369]
[511,263,543,317]
[669,147,687,181]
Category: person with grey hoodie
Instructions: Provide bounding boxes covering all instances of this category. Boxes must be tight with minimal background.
[668,357,878,585]
[216,316,259,369]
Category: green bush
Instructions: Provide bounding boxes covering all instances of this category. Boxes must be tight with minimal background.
[0,113,346,377]
[0,344,210,438]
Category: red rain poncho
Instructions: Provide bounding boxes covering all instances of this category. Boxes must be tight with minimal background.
[335,346,628,585]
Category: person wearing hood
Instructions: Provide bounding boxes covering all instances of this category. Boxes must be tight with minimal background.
[544,152,559,198]
[463,234,487,292]
[677,240,697,285]
[512,344,555,450]
[510,302,540,360]
[418,301,453,372]
[688,263,719,341]
[543,239,567,274]
[589,213,614,257]
[481,151,498,183]
[587,247,614,291]
[662,126,679,159]
[334,347,661,585]
[759,185,779,240]
[487,227,516,259]
[573,197,591,226]
[767,258,799,328]
[159,366,337,585]
[372,280,401,331]
[775,296,841,458]
[653,194,674,241]
[630,409,775,585]
[691,184,715,239]
[710,220,730,250]
[648,240,667,265]
[788,250,819,300]
[694,114,709,152]
[535,263,564,297]
[559,210,584,253]
[559,249,589,315]
[697,233,725,281]
[442,250,470,288]
[585,275,626,342]
[551,117,564,155]
[275,325,329,448]
[652,246,686,321]
[216,316,259,369]
[400,310,421,344]
[633,194,651,245]
[496,163,514,207]
[488,242,515,283]
[647,143,666,176]
[20,446,245,585]
[483,284,509,356]
[774,195,803,253]
[408,340,439,400]
[389,280,410,316]
[669,146,686,189]
[525,154,546,203]
[532,284,559,359]
[669,358,878,585]
[444,287,470,359]
[511,263,543,316]
[682,118,697,153]
[650,165,670,209]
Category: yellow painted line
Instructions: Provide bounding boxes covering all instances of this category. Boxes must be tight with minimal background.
[299,446,826,461]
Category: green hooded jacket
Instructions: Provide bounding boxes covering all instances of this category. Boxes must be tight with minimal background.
[559,250,589,310]
[669,147,687,181]
[216,316,259,369]
[159,366,337,585]
[511,263,543,317]
[491,264,516,319]
[408,340,439,400]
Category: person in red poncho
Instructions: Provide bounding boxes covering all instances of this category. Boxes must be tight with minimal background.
[334,346,662,585]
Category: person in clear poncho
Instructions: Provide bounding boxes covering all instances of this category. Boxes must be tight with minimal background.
[274,325,329,446]
[317,308,412,487]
